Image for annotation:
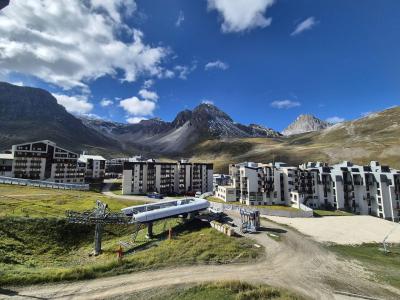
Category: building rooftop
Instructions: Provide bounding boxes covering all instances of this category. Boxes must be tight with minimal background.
[79,155,106,162]
[0,153,13,160]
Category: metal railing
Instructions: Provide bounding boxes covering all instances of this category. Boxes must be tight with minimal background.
[0,176,89,191]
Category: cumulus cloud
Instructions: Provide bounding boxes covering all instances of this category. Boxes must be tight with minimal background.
[270,100,301,109]
[143,79,154,89]
[100,99,113,107]
[0,1,169,90]
[119,97,156,116]
[175,10,185,27]
[138,89,159,101]
[291,17,317,36]
[52,93,93,114]
[207,0,275,33]
[326,116,345,124]
[127,117,147,124]
[205,60,229,71]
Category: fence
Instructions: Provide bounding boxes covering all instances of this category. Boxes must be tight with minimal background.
[0,176,89,191]
[209,201,313,218]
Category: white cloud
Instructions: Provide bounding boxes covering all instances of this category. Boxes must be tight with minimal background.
[326,116,345,124]
[91,0,136,22]
[100,99,113,107]
[119,97,156,116]
[291,17,317,36]
[11,81,24,86]
[53,93,93,114]
[270,100,301,109]
[207,0,275,33]
[174,63,197,80]
[0,1,169,90]
[127,117,147,124]
[143,79,154,89]
[202,99,214,105]
[175,10,185,27]
[138,89,159,101]
[361,111,372,117]
[205,60,229,71]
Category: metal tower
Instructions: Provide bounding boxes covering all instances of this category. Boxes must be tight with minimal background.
[66,200,133,255]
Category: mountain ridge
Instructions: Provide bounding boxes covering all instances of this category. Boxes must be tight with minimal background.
[282,114,331,136]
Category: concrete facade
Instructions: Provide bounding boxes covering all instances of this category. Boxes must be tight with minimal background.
[216,160,400,221]
[122,160,213,195]
[9,140,84,183]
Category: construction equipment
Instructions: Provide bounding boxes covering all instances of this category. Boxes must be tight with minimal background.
[240,209,260,233]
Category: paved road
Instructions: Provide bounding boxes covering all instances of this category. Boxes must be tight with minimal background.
[101,182,182,203]
[2,215,398,300]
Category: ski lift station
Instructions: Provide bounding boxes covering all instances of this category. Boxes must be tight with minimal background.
[121,198,210,223]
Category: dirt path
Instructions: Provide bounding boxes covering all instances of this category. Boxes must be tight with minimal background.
[2,217,398,300]
[101,182,183,203]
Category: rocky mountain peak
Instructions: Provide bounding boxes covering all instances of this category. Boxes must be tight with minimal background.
[192,103,233,122]
[282,114,331,136]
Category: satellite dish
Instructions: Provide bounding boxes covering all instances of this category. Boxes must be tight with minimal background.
[0,0,10,11]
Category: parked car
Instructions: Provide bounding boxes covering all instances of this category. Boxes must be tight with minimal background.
[147,192,163,199]
[195,191,202,197]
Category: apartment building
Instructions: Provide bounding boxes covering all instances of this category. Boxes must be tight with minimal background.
[301,161,400,221]
[217,160,400,221]
[227,162,291,206]
[213,173,231,189]
[9,140,84,183]
[105,156,145,178]
[0,153,13,177]
[122,160,213,195]
[79,154,106,182]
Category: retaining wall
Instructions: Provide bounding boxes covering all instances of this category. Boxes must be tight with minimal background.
[209,201,313,218]
[0,176,89,191]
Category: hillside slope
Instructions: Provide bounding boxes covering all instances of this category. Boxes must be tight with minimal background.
[190,107,400,172]
[0,82,122,154]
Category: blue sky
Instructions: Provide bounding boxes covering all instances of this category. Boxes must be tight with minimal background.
[1,0,399,131]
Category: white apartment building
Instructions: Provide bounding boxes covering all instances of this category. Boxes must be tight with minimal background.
[227,162,291,206]
[0,153,13,177]
[79,154,106,182]
[122,160,213,195]
[215,185,236,202]
[216,160,400,221]
[9,140,84,183]
[301,161,400,221]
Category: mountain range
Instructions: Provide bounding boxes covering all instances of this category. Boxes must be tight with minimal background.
[1,81,399,172]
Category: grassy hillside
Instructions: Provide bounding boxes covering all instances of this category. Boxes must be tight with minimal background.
[190,106,400,173]
[0,184,145,217]
[0,185,262,285]
[329,244,400,289]
[122,281,306,300]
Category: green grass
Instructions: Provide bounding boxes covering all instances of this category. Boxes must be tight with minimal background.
[120,281,306,300]
[0,217,263,285]
[328,243,400,289]
[0,184,145,218]
[109,182,123,195]
[313,210,354,217]
[206,196,228,203]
